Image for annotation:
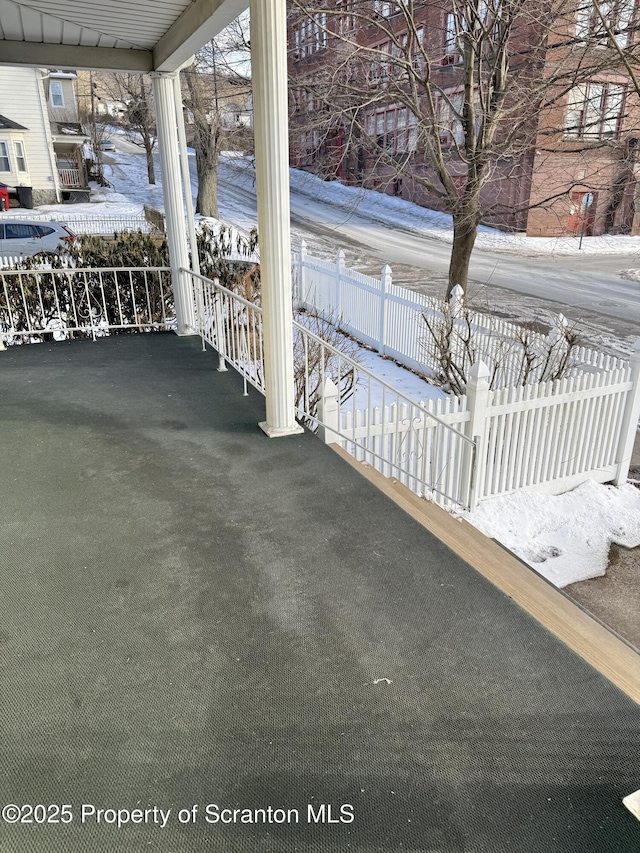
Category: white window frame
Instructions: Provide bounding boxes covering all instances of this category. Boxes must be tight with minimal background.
[565,81,626,140]
[576,0,636,47]
[50,80,65,108]
[14,140,27,172]
[0,140,10,172]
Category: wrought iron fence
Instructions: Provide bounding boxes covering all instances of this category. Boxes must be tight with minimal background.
[0,266,174,343]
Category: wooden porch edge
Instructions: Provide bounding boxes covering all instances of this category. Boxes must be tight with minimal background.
[329,444,640,705]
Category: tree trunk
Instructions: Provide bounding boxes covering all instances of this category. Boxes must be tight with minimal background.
[197,156,218,218]
[144,136,156,185]
[184,64,221,219]
[447,211,479,298]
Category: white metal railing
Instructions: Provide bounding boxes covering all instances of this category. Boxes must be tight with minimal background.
[58,168,82,187]
[185,268,476,509]
[0,266,174,342]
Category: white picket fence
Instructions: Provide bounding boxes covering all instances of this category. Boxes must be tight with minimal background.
[320,341,640,507]
[296,242,640,506]
[293,241,603,389]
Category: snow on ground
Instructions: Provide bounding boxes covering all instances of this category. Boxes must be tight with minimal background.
[463,480,640,588]
[18,146,640,589]
[225,155,640,258]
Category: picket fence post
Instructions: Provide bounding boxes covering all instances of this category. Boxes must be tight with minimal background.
[335,249,345,322]
[295,240,307,309]
[318,377,340,444]
[614,337,640,485]
[464,360,490,510]
[449,284,465,371]
[379,264,392,357]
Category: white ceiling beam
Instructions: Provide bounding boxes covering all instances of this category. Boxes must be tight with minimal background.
[153,0,248,72]
[0,40,153,72]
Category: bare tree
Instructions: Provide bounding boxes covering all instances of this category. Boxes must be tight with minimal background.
[290,0,640,295]
[93,73,157,184]
[181,15,253,218]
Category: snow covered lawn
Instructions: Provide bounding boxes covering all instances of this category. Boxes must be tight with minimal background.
[464,479,640,587]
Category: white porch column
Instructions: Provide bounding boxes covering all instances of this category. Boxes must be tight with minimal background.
[150,71,195,335]
[250,0,303,437]
[173,72,200,277]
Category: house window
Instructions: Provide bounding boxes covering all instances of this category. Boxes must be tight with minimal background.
[14,141,27,172]
[575,0,636,47]
[565,82,626,140]
[50,80,65,107]
[0,141,10,171]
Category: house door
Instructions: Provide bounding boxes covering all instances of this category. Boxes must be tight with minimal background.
[567,191,596,236]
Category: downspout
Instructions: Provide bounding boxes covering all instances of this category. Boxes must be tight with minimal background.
[37,69,61,204]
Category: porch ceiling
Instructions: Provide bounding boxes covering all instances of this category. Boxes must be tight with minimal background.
[0,0,248,72]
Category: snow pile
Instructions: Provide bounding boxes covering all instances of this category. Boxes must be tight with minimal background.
[465,479,640,587]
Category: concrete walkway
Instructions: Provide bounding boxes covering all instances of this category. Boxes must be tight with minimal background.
[0,333,638,852]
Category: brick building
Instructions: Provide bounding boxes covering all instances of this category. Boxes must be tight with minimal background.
[287,0,640,237]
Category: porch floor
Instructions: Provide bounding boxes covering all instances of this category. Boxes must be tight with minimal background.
[0,332,638,852]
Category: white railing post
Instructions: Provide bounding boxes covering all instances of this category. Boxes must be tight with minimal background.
[214,284,228,372]
[336,249,345,321]
[317,377,340,444]
[379,264,392,357]
[295,240,307,309]
[464,360,491,510]
[614,337,640,485]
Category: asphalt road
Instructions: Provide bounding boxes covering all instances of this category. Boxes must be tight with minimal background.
[214,158,640,342]
[108,141,640,343]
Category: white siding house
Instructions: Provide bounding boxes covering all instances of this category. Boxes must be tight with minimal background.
[0,66,61,206]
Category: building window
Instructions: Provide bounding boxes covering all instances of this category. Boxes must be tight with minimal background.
[337,0,356,34]
[436,91,465,145]
[50,80,65,107]
[373,1,397,16]
[0,141,10,171]
[14,141,27,172]
[292,13,327,59]
[367,105,417,154]
[575,0,636,47]
[565,82,626,140]
[443,12,459,63]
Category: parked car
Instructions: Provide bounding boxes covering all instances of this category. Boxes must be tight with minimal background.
[101,138,115,151]
[0,220,76,258]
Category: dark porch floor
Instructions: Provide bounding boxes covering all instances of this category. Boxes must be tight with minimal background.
[0,332,638,852]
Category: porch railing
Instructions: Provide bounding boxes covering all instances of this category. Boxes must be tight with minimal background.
[185,268,476,510]
[58,168,82,188]
[0,266,174,342]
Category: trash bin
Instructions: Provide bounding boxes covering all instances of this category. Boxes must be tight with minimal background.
[0,185,9,211]
[17,185,33,209]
